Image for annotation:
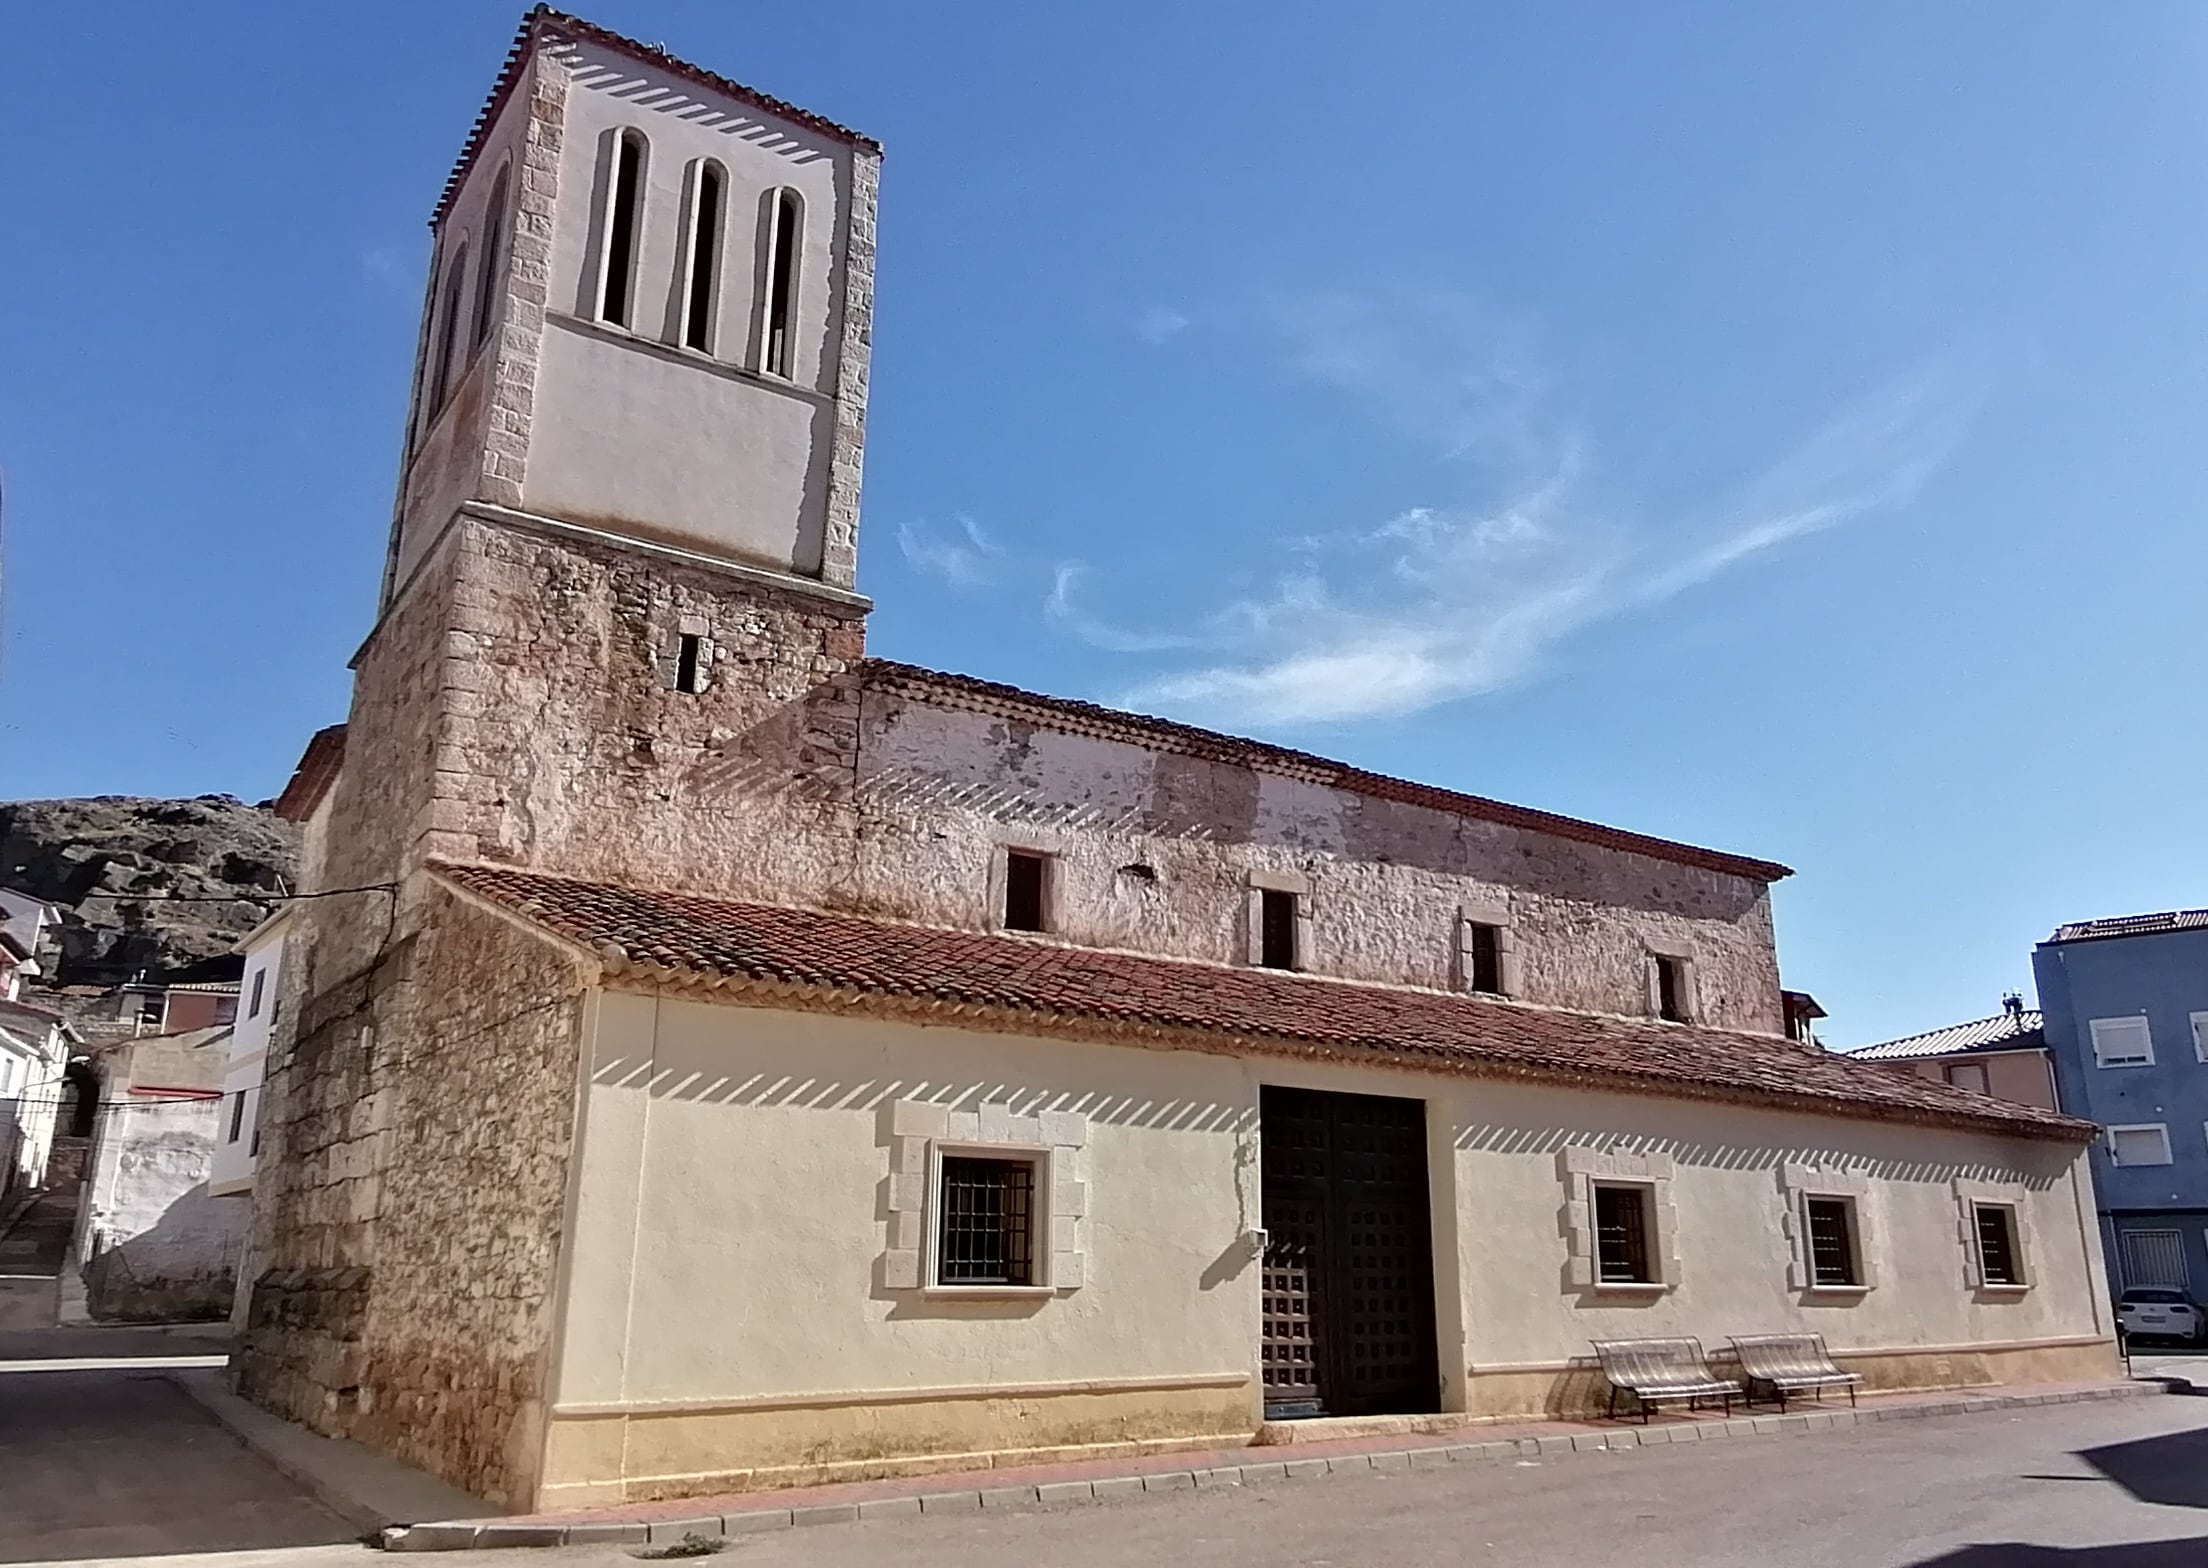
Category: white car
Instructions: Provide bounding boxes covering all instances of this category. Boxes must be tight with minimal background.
[2118,1287,2208,1344]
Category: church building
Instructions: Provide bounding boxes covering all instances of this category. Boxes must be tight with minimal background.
[236,8,2118,1512]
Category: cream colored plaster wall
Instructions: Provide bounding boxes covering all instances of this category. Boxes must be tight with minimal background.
[552,992,1259,1413]
[1443,1076,2108,1374]
[547,993,2109,1500]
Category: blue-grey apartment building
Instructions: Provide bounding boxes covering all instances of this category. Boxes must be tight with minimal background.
[2036,909,2208,1294]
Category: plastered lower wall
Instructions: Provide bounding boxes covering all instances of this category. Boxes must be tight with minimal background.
[539,992,2110,1504]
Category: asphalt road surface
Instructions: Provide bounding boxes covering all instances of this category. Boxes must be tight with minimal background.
[11,1382,2208,1567]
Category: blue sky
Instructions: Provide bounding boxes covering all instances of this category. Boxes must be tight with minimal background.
[4,2,2205,1047]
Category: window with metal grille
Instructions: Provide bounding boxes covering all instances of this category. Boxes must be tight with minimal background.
[1259,888,1298,970]
[1593,1183,1654,1284]
[1975,1204,2021,1286]
[1467,921,1504,995]
[1805,1197,1859,1287]
[1003,850,1048,932]
[1654,956,1689,1023]
[936,1156,1037,1286]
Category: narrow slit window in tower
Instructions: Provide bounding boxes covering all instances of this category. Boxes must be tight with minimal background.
[763,189,800,376]
[683,163,724,352]
[427,242,469,414]
[472,167,510,355]
[675,634,705,694]
[599,130,646,326]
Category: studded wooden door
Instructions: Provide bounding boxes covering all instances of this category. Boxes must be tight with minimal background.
[1259,1086,1437,1419]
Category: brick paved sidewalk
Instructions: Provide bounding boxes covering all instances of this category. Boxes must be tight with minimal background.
[384,1378,2155,1551]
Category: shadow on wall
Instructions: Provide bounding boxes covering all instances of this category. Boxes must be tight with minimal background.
[590,1055,1254,1135]
[83,1180,246,1323]
[2079,1422,2208,1511]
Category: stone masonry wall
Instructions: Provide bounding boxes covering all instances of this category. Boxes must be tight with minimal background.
[386,517,1781,1032]
[238,887,586,1506]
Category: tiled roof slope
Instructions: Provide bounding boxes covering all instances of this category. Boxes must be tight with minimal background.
[273,724,346,822]
[1849,1010,2045,1062]
[860,660,1793,886]
[2049,909,2208,945]
[432,7,879,228]
[434,863,2088,1142]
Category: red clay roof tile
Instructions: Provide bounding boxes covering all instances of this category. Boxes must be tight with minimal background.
[434,862,2088,1142]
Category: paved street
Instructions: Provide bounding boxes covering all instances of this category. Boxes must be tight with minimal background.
[0,1362,354,1564]
[2,1378,2206,1566]
[447,1393,2208,1568]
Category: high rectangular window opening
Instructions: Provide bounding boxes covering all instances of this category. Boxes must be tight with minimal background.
[1259,888,1298,970]
[1003,850,1048,933]
[1593,1183,1654,1284]
[763,188,800,376]
[682,162,724,352]
[1654,956,1689,1023]
[1467,921,1504,995]
[675,634,705,694]
[247,969,265,1020]
[1975,1204,2022,1286]
[936,1155,1037,1286]
[599,130,646,327]
[227,1092,247,1145]
[1805,1197,1860,1288]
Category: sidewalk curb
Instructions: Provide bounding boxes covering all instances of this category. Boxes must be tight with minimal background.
[380,1382,2158,1552]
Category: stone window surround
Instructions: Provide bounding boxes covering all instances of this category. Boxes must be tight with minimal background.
[885,1100,1087,1297]
[1779,1164,1878,1295]
[1559,1146,1680,1294]
[1643,937,1697,1024]
[1953,1177,2034,1292]
[660,614,716,694]
[1455,899,1522,998]
[1246,869,1313,971]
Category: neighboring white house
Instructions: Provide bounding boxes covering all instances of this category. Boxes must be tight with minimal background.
[210,910,290,1199]
[0,888,72,1200]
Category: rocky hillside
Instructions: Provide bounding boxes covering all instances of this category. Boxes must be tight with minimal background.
[0,796,299,985]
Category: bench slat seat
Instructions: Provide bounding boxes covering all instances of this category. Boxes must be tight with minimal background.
[1590,1338,1739,1423]
[1728,1333,1863,1410]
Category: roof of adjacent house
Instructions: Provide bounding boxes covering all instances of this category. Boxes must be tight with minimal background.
[2047,909,2208,945]
[432,6,880,230]
[1849,1009,2047,1062]
[860,660,1794,886]
[274,724,347,823]
[434,862,2090,1142]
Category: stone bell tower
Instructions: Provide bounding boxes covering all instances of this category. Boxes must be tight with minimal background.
[313,8,882,933]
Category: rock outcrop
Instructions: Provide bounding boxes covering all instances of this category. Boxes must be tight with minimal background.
[0,796,299,985]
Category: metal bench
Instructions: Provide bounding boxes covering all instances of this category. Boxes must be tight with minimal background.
[1729,1333,1862,1410]
[1590,1338,1740,1423]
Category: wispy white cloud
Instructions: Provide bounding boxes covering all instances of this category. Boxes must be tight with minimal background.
[896,515,1001,590]
[1136,307,1192,346]
[1045,563,1201,654]
[1096,289,1981,729]
[361,243,412,289]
